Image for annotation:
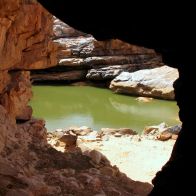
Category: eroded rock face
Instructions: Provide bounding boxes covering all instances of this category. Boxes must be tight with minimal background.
[31,18,163,82]
[0,105,15,153]
[0,71,10,93]
[0,0,58,70]
[0,71,32,120]
[110,66,179,100]
[0,1,153,195]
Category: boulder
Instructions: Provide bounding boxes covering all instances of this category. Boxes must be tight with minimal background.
[144,123,181,141]
[110,66,179,100]
[58,134,77,147]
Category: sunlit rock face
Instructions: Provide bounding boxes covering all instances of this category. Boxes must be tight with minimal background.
[110,66,179,100]
[0,0,58,70]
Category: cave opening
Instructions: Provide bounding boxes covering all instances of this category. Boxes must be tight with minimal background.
[0,0,194,195]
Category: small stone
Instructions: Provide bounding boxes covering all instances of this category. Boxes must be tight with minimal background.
[136,97,153,103]
[114,133,122,137]
[71,126,92,136]
[89,150,102,164]
[58,134,77,147]
[143,127,158,134]
[100,128,118,135]
[168,125,181,134]
[118,128,136,135]
[157,131,172,141]
[79,135,97,142]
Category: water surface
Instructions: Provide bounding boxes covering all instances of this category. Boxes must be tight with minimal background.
[30,86,179,133]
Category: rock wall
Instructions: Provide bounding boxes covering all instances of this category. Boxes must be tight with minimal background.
[0,1,51,194]
[31,18,163,83]
[0,0,58,70]
[0,1,152,195]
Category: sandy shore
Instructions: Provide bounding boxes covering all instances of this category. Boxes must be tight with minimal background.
[79,135,175,183]
[48,132,175,184]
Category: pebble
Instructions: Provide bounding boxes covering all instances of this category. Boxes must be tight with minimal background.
[89,150,102,164]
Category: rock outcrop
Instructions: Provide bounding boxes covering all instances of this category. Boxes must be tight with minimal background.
[31,18,163,83]
[0,0,58,70]
[110,66,179,100]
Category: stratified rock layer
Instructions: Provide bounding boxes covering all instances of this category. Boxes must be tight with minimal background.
[0,0,58,70]
[31,18,163,82]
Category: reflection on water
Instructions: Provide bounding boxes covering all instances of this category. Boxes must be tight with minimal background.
[30,86,179,133]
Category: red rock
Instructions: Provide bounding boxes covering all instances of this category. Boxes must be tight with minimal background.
[0,71,32,120]
[59,134,77,147]
[157,132,172,141]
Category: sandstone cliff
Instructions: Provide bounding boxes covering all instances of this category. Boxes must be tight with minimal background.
[0,0,58,70]
[31,18,163,83]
